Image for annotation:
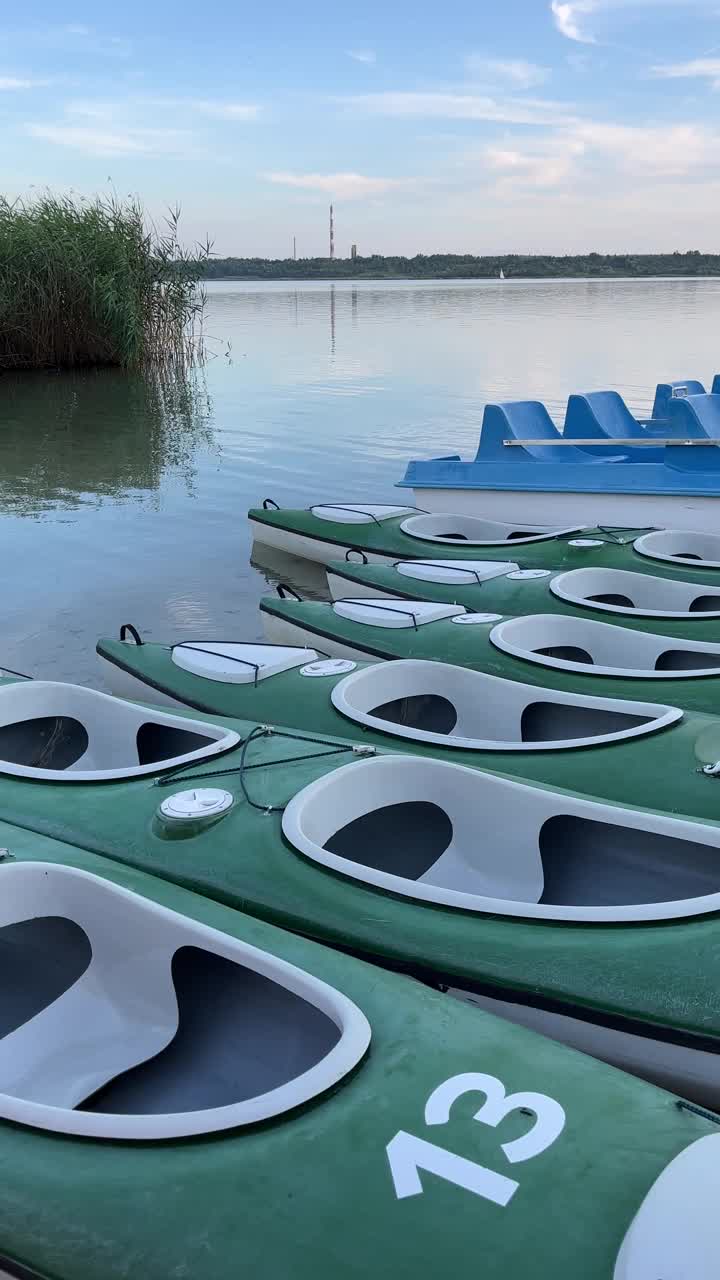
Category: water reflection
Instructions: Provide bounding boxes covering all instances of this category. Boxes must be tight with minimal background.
[0,366,214,515]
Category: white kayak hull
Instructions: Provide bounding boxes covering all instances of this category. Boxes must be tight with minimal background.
[97,655,187,709]
[454,988,720,1111]
[410,485,720,533]
[262,611,374,662]
[249,516,399,566]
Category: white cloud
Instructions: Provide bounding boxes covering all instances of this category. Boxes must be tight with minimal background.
[574,121,720,175]
[551,2,597,43]
[342,92,577,126]
[191,100,259,120]
[650,57,720,87]
[0,76,47,89]
[464,57,550,88]
[347,49,376,64]
[264,171,411,199]
[26,122,189,156]
[551,0,716,45]
[484,136,586,187]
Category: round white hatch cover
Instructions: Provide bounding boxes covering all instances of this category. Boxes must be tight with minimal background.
[160,788,234,822]
[301,659,357,676]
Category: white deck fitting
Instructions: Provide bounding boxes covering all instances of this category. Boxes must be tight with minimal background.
[0,681,240,781]
[0,863,370,1139]
[615,1134,720,1279]
[490,614,720,679]
[283,754,720,922]
[330,659,681,751]
[399,513,581,546]
[394,559,518,585]
[634,529,720,571]
[310,504,414,525]
[332,598,465,629]
[172,643,320,685]
[550,567,720,619]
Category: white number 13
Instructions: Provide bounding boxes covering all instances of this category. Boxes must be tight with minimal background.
[386,1071,565,1204]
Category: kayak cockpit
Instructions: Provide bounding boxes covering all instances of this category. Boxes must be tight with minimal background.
[399,513,582,546]
[550,567,720,619]
[491,615,720,678]
[283,756,720,922]
[634,529,720,571]
[0,682,240,780]
[0,863,370,1139]
[330,660,681,750]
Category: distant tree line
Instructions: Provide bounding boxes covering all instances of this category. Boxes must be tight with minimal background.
[203,250,720,281]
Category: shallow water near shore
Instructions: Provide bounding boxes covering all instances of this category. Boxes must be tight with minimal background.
[3,276,720,685]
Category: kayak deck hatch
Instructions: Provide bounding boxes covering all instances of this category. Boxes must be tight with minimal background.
[283,755,720,922]
[0,863,370,1139]
[330,660,682,751]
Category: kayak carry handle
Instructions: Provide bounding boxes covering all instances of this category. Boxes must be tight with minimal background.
[277,583,303,601]
[120,624,143,646]
[262,497,280,510]
[345,548,369,564]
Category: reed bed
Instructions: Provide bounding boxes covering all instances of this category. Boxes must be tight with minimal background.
[0,194,207,370]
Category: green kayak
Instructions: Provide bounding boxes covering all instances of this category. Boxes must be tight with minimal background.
[249,501,720,581]
[97,630,720,822]
[7,828,711,1280]
[4,679,720,1109]
[325,557,720,642]
[259,592,720,715]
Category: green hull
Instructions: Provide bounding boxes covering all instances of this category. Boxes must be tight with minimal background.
[97,634,720,822]
[3,699,720,1067]
[327,559,720,641]
[5,826,708,1279]
[259,594,720,715]
[249,506,720,582]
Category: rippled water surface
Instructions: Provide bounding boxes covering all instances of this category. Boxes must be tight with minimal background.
[4,276,719,683]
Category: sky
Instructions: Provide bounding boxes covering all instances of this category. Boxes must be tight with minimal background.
[3,1,720,256]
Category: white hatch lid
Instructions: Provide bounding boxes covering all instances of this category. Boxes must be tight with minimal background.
[451,612,502,624]
[172,643,319,684]
[159,788,234,821]
[506,569,551,580]
[310,504,412,525]
[395,560,518,585]
[301,659,357,676]
[332,598,465,629]
[615,1134,720,1279]
[568,538,605,548]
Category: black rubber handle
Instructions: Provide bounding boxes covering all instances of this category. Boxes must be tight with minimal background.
[276,583,302,601]
[120,623,143,645]
[262,497,280,510]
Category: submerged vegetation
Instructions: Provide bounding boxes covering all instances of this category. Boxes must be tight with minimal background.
[0,193,208,371]
[205,250,720,281]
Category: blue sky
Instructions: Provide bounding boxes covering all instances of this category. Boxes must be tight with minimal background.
[3,1,720,256]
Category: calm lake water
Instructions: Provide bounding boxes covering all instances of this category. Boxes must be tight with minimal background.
[4,276,720,685]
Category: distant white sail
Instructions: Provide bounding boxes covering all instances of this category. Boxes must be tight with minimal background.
[499,268,505,280]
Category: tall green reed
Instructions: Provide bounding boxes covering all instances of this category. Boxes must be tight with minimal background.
[0,193,208,370]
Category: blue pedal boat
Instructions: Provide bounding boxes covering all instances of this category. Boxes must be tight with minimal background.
[399,384,720,532]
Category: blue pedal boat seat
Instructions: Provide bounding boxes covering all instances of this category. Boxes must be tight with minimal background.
[652,380,706,422]
[476,401,627,465]
[564,391,665,460]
